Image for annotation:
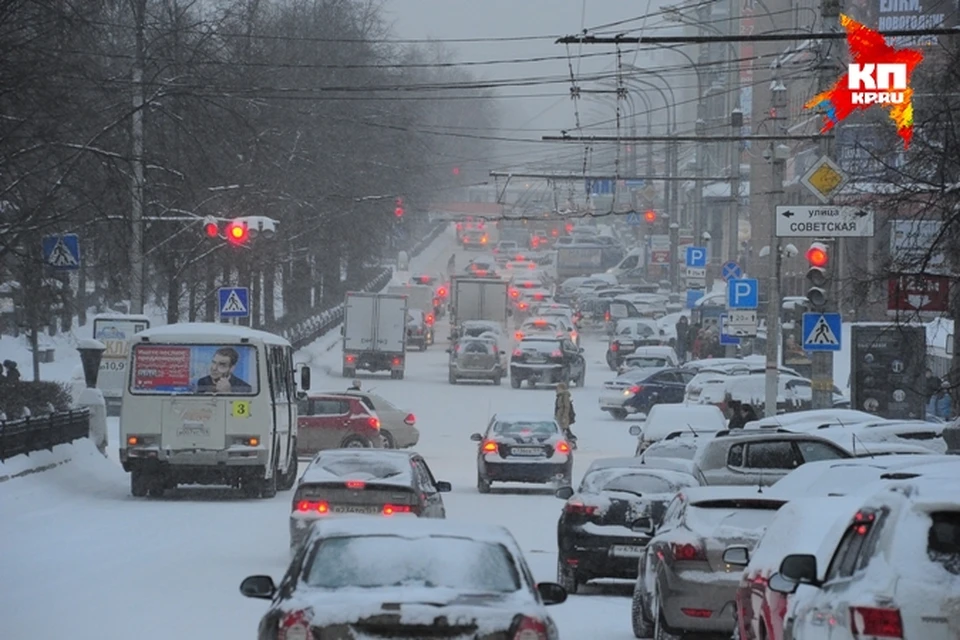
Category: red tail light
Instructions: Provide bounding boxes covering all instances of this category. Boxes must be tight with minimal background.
[556,441,571,453]
[296,500,330,513]
[564,501,598,516]
[533,320,547,327]
[515,254,524,260]
[513,348,523,357]
[278,611,311,640]
[611,343,619,352]
[456,223,463,230]
[534,293,544,300]
[551,350,562,358]
[404,413,416,425]
[437,287,447,297]
[382,504,412,516]
[510,288,519,298]
[681,608,713,619]
[565,223,574,233]
[604,311,611,322]
[346,480,365,489]
[671,542,706,561]
[551,228,559,236]
[515,331,524,341]
[529,263,536,269]
[392,357,402,366]
[518,303,528,310]
[425,314,435,326]
[368,417,380,429]
[512,616,548,640]
[345,354,356,363]
[850,607,903,638]
[629,385,643,394]
[482,440,498,453]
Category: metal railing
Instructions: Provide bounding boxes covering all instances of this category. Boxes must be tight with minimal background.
[0,408,90,462]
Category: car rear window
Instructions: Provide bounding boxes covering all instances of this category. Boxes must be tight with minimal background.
[687,500,785,531]
[929,511,960,575]
[313,454,409,480]
[643,440,699,460]
[582,470,682,495]
[304,535,521,592]
[518,340,560,353]
[626,357,669,368]
[461,340,493,354]
[494,420,558,435]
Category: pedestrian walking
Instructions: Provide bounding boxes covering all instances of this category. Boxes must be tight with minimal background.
[727,400,746,430]
[675,316,690,363]
[3,360,20,383]
[554,382,578,448]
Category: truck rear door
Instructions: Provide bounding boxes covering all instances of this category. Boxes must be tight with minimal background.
[344,295,376,352]
[481,282,509,325]
[375,296,407,353]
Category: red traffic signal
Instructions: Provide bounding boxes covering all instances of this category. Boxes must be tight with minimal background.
[203,216,218,238]
[394,206,405,218]
[225,220,249,245]
[806,242,828,267]
[644,210,657,223]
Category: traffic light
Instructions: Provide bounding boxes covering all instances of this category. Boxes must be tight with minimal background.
[203,216,219,238]
[805,242,829,309]
[394,197,404,218]
[225,219,249,245]
[644,210,657,223]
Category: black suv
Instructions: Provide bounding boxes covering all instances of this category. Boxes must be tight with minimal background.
[510,337,585,389]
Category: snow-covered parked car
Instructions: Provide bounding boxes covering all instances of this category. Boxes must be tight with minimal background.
[775,479,960,640]
[626,403,726,454]
[242,518,567,639]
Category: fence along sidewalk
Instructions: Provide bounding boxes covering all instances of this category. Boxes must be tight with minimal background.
[0,408,90,462]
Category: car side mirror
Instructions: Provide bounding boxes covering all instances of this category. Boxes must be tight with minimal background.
[436,481,452,492]
[768,572,799,594]
[631,516,655,535]
[470,433,483,442]
[299,366,311,391]
[239,575,276,600]
[722,545,750,567]
[629,425,642,436]
[536,582,568,605]
[779,554,820,586]
[445,348,452,353]
[555,486,574,499]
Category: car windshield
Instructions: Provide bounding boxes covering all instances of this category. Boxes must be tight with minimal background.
[494,420,558,435]
[314,454,408,479]
[625,357,668,368]
[461,340,493,354]
[581,469,680,495]
[304,535,521,591]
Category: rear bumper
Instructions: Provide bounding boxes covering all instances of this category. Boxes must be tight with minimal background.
[121,446,269,467]
[451,364,500,379]
[510,364,563,381]
[660,569,739,634]
[479,457,571,483]
[558,531,647,580]
[344,352,404,372]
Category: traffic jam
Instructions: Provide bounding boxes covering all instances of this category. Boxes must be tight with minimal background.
[234,215,960,639]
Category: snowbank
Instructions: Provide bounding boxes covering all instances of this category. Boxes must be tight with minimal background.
[0,437,115,483]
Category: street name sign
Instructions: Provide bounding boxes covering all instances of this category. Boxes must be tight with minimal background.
[776,206,875,237]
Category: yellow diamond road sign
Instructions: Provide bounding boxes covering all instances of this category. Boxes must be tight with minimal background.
[800,156,849,204]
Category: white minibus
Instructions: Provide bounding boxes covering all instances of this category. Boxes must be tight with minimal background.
[119,323,310,498]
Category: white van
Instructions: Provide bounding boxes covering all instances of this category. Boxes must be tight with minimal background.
[119,323,309,499]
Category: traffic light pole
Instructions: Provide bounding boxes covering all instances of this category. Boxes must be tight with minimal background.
[765,153,786,418]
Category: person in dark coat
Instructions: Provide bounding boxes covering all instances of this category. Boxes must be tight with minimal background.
[3,360,20,383]
[555,382,578,447]
[925,368,943,400]
[675,316,690,363]
[741,404,759,425]
[727,400,746,430]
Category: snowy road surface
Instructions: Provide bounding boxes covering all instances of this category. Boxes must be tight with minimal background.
[0,230,645,639]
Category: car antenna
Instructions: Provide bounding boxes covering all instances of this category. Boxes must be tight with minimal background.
[686,422,699,437]
[852,433,873,458]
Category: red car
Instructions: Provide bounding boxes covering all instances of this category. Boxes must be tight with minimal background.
[296,394,383,456]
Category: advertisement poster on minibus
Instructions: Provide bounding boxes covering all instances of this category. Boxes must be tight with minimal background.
[132,344,257,394]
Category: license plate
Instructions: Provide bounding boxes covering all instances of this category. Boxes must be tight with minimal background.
[331,505,380,514]
[611,545,645,557]
[510,447,544,456]
[177,422,210,437]
[527,357,546,363]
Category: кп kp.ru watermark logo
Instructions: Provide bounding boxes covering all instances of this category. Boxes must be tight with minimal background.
[805,14,924,149]
[848,63,907,105]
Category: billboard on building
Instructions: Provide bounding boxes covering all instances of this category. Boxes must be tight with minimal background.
[850,324,927,419]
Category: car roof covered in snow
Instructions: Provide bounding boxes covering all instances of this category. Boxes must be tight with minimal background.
[305,515,523,551]
[681,486,789,505]
[300,449,416,486]
[133,322,291,346]
[582,458,698,484]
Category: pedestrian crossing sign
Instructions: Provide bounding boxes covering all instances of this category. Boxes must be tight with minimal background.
[802,312,842,352]
[218,287,250,318]
[41,234,81,271]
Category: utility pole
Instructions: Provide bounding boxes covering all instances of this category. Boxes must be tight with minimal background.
[765,79,790,417]
[811,0,843,409]
[130,0,147,315]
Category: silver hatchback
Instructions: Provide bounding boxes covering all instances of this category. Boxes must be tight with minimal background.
[448,338,504,385]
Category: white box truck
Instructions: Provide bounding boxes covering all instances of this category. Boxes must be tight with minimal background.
[342,292,408,379]
[449,277,509,339]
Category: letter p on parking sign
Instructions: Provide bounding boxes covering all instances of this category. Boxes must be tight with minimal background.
[727,278,758,309]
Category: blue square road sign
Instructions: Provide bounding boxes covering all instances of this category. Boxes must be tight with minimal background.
[41,234,81,271]
[727,278,759,309]
[219,287,250,319]
[802,312,842,352]
[685,246,707,268]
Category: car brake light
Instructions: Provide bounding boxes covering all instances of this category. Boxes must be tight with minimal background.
[512,615,548,640]
[382,504,412,516]
[346,480,365,489]
[392,357,402,366]
[278,611,311,640]
[510,289,519,298]
[610,343,619,352]
[671,542,705,561]
[345,354,356,363]
[513,348,523,357]
[518,303,527,310]
[534,320,547,327]
[551,350,562,358]
[515,331,524,341]
[629,385,643,394]
[604,310,611,322]
[456,223,462,230]
[551,229,559,236]
[850,607,902,638]
[681,608,713,618]
[529,263,536,269]
[404,413,416,425]
[438,287,447,297]
[368,417,380,429]
[296,500,330,513]
[481,236,488,243]
[556,441,571,453]
[564,501,598,516]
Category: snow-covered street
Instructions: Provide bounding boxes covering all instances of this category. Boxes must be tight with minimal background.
[0,232,643,639]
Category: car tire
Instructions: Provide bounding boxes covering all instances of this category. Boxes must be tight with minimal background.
[259,466,278,499]
[449,371,457,385]
[631,580,654,639]
[131,469,149,497]
[556,559,580,595]
[380,429,396,449]
[342,367,355,378]
[606,352,618,371]
[493,374,502,386]
[510,376,521,389]
[419,342,427,352]
[608,409,628,420]
[278,443,299,491]
[577,369,585,387]
[341,436,371,448]
[477,474,491,493]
